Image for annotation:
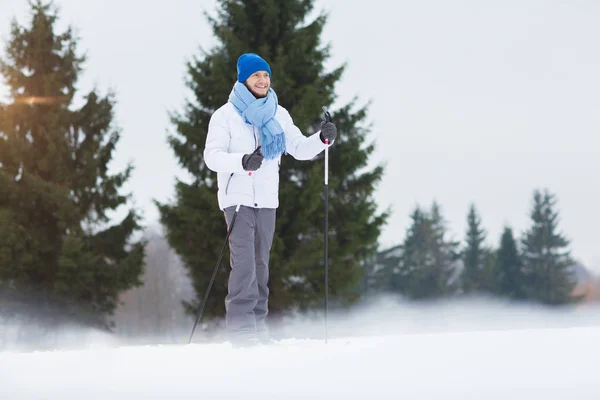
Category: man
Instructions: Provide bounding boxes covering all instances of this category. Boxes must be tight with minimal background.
[203,53,337,346]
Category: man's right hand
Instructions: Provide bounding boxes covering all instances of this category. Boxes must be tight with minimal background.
[242,146,264,171]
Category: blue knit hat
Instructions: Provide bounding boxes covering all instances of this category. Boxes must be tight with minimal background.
[237,53,271,83]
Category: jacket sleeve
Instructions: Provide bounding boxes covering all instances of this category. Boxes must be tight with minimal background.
[280,107,333,161]
[203,109,247,173]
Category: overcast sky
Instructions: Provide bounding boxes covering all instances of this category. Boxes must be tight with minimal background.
[1,0,598,272]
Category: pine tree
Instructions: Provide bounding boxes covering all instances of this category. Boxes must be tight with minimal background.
[155,0,387,325]
[520,189,576,305]
[480,251,499,295]
[0,1,144,330]
[394,203,458,299]
[460,204,488,294]
[392,207,427,296]
[429,202,461,294]
[363,243,403,295]
[495,226,524,299]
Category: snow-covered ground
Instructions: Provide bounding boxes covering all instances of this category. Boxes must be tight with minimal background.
[1,297,600,399]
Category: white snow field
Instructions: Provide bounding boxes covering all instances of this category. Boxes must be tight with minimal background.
[1,297,600,399]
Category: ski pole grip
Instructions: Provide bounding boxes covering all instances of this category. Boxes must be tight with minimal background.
[322,106,331,123]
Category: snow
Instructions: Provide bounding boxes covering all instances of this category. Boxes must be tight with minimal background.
[1,297,600,399]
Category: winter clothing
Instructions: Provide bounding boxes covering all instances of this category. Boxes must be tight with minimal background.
[204,101,332,211]
[237,53,272,83]
[320,122,337,143]
[223,205,275,335]
[242,146,264,171]
[228,81,286,160]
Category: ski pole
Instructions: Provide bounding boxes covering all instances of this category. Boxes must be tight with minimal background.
[188,204,241,344]
[322,106,331,344]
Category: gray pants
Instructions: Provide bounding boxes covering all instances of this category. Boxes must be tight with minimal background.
[223,205,276,335]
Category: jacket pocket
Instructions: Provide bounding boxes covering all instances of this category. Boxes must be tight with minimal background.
[224,172,252,196]
[225,173,234,195]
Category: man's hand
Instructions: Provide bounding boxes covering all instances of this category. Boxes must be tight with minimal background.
[320,122,337,144]
[242,146,264,171]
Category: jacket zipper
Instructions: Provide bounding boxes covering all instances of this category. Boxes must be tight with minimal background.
[252,127,257,205]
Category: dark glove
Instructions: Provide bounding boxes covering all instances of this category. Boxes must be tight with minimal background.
[242,146,264,171]
[320,122,337,144]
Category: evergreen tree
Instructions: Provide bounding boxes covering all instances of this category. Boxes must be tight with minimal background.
[479,250,500,295]
[363,243,403,295]
[0,1,144,330]
[459,203,488,293]
[495,226,525,299]
[429,202,461,293]
[392,207,427,296]
[520,189,576,305]
[155,0,387,325]
[394,203,458,299]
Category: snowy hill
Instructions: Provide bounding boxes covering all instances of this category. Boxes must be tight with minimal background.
[1,326,599,399]
[1,298,600,399]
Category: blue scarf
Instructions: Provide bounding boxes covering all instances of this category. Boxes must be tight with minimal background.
[228,81,286,160]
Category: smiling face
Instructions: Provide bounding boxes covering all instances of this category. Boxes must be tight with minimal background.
[245,70,270,98]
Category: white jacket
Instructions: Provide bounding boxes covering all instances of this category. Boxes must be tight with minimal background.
[204,102,331,210]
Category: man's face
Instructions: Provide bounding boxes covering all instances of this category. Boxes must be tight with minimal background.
[245,70,270,98]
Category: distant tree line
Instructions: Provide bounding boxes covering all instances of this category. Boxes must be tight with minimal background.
[364,188,581,306]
